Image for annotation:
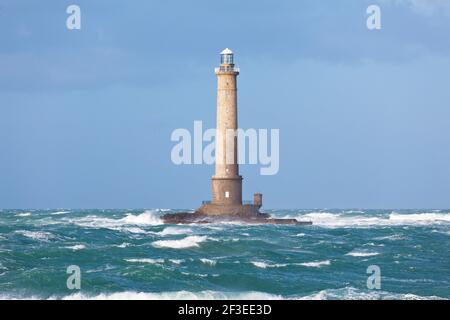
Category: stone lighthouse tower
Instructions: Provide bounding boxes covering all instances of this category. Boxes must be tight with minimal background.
[195,48,262,217]
[212,48,242,206]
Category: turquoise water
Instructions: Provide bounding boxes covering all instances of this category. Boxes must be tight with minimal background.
[0,209,449,299]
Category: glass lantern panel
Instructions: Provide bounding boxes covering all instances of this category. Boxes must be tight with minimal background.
[221,54,233,64]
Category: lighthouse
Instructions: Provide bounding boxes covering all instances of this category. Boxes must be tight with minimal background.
[162,49,311,225]
[212,48,242,206]
[195,48,264,217]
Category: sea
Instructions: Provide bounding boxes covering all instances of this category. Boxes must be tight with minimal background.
[0,209,449,300]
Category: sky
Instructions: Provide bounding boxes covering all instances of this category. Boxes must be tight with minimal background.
[1,0,450,209]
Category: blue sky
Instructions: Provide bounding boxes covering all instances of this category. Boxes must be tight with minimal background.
[1,0,450,209]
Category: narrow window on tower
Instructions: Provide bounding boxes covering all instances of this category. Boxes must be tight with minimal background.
[225,191,230,198]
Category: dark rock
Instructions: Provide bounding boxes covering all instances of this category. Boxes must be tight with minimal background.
[161,212,312,225]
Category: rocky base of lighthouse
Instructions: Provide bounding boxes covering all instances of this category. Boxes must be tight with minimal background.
[196,203,262,216]
[161,204,312,225]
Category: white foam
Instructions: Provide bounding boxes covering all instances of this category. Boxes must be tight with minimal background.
[251,261,288,269]
[119,211,163,225]
[51,211,70,215]
[200,258,217,266]
[297,260,331,268]
[64,244,86,251]
[204,226,224,231]
[154,227,193,236]
[85,265,115,274]
[346,251,380,257]
[3,288,446,300]
[298,287,445,300]
[289,211,450,228]
[61,290,284,300]
[125,258,164,264]
[122,227,147,234]
[115,242,131,248]
[16,230,54,242]
[251,261,269,268]
[363,242,385,247]
[66,210,163,232]
[169,259,184,265]
[373,234,404,241]
[345,210,365,214]
[291,212,382,228]
[152,236,208,249]
[16,212,31,217]
[389,212,450,223]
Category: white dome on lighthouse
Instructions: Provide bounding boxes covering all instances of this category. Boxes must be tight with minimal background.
[220,48,233,55]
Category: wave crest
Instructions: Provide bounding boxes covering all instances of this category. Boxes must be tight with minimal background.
[298,260,331,268]
[66,210,163,232]
[54,287,445,300]
[152,236,208,249]
[200,258,217,266]
[251,261,288,269]
[61,290,284,300]
[119,211,163,226]
[125,258,164,264]
[16,230,54,242]
[288,211,450,228]
[153,227,192,236]
[299,287,445,300]
[345,251,380,257]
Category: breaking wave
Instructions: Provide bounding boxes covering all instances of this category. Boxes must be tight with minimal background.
[16,230,54,242]
[345,251,380,257]
[169,259,184,265]
[60,290,284,300]
[153,227,193,236]
[119,211,163,225]
[4,288,444,300]
[152,236,208,249]
[251,260,331,269]
[298,287,445,300]
[125,258,164,264]
[200,258,217,266]
[373,234,404,241]
[298,260,331,268]
[66,210,163,232]
[114,242,131,248]
[251,261,288,269]
[51,211,70,215]
[389,212,450,223]
[16,212,31,217]
[288,211,450,228]
[64,244,86,251]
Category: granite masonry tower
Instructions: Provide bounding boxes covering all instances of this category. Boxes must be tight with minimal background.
[196,48,262,217]
[212,48,243,208]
